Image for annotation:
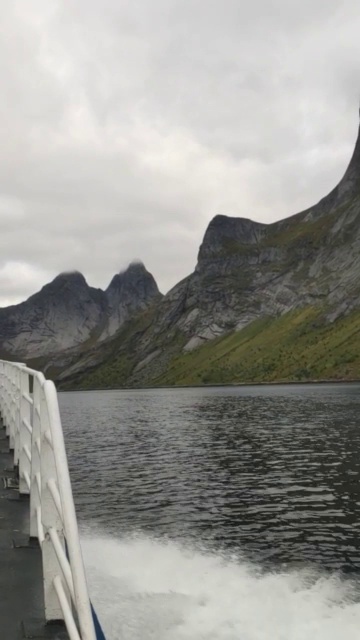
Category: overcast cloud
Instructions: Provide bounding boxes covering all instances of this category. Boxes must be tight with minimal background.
[0,0,360,306]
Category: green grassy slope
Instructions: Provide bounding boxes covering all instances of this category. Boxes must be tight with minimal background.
[153,307,360,385]
[65,306,360,389]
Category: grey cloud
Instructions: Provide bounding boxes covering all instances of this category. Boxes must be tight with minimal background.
[0,0,359,307]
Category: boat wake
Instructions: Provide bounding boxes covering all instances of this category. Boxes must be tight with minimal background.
[81,532,360,640]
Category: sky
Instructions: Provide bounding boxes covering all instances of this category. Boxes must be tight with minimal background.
[1,0,360,306]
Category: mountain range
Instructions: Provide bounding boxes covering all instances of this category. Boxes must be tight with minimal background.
[0,263,160,364]
[2,112,360,388]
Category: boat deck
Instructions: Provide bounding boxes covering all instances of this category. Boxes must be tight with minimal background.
[0,422,68,639]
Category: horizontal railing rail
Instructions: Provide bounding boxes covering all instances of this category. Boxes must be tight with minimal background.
[0,360,101,640]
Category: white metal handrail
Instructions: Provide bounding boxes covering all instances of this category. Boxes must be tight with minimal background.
[0,360,97,640]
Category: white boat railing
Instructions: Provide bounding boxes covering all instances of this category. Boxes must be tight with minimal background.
[0,360,99,640]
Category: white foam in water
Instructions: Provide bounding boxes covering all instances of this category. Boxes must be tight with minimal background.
[81,534,360,640]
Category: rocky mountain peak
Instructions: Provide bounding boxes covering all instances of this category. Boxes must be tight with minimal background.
[103,262,161,338]
[0,262,161,360]
[197,214,267,262]
[45,271,89,293]
[106,261,160,298]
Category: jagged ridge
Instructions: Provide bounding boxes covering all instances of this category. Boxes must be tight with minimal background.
[0,262,161,361]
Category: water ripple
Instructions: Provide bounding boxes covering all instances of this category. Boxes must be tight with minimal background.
[60,383,360,573]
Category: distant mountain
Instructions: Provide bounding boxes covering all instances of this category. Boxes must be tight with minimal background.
[0,262,161,363]
[57,110,360,388]
[103,262,160,339]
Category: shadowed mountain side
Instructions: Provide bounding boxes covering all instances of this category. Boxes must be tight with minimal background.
[0,263,161,362]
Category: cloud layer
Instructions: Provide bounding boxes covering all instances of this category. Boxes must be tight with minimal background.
[0,0,359,305]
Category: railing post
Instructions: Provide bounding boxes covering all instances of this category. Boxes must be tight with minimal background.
[0,361,4,422]
[14,367,22,467]
[5,364,11,440]
[1,363,7,431]
[19,370,31,494]
[30,374,43,538]
[3,364,8,435]
[9,365,16,449]
[40,385,69,622]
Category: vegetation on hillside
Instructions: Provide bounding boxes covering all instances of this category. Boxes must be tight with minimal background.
[64,306,360,389]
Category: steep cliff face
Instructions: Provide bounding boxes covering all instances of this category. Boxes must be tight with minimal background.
[0,263,161,362]
[138,118,360,356]
[60,115,360,388]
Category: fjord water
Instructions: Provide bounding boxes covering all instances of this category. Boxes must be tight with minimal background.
[59,384,360,639]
